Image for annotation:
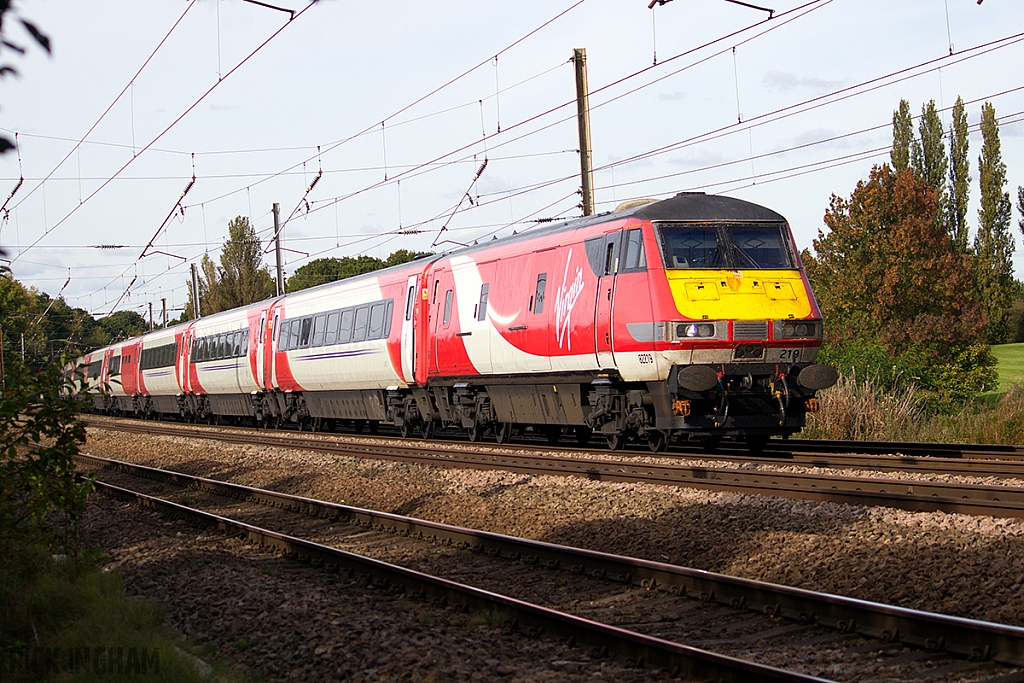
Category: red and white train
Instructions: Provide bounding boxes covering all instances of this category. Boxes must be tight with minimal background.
[80,192,837,451]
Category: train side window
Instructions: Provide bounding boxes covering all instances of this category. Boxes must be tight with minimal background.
[622,229,646,271]
[352,306,369,342]
[311,314,327,347]
[299,317,313,348]
[405,285,415,321]
[109,356,121,376]
[443,290,453,326]
[338,309,354,343]
[219,334,228,359]
[477,284,489,322]
[383,300,394,338]
[325,311,340,345]
[287,320,300,351]
[432,279,439,304]
[368,303,385,339]
[534,274,547,314]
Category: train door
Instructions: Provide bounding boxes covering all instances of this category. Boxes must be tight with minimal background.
[256,309,268,388]
[265,309,279,390]
[594,231,622,369]
[400,275,417,383]
[428,269,443,375]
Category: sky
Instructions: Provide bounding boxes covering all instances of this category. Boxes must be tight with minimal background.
[0,0,1022,323]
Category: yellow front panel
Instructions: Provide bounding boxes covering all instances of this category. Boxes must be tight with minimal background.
[667,269,812,320]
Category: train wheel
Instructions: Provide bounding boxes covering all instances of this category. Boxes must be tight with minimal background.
[400,421,412,439]
[421,420,436,439]
[574,425,592,446]
[606,431,625,451]
[495,422,512,445]
[467,421,481,442]
[648,430,668,453]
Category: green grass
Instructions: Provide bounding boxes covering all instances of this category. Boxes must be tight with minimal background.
[1,551,244,682]
[990,342,1024,390]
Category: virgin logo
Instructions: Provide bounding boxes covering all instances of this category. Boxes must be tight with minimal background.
[555,249,585,350]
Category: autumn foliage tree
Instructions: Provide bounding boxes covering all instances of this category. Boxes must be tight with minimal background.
[806,164,994,402]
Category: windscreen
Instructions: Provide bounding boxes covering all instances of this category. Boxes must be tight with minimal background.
[657,222,795,270]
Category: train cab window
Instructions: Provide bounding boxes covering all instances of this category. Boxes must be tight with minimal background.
[621,229,646,272]
[731,226,793,269]
[325,311,340,345]
[605,242,616,275]
[352,306,369,342]
[432,279,439,304]
[477,284,489,322]
[660,226,721,268]
[368,303,386,339]
[534,274,547,314]
[311,314,327,347]
[443,290,453,326]
[338,309,354,344]
[656,222,794,270]
[299,317,313,348]
[405,285,415,321]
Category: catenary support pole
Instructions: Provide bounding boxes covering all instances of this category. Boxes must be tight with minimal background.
[573,48,595,216]
[273,202,284,296]
[191,262,202,320]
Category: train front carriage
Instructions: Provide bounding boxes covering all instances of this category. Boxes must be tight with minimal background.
[616,193,838,449]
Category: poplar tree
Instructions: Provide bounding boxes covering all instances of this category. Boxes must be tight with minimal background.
[948,96,971,252]
[890,99,914,172]
[974,102,1014,343]
[184,216,276,316]
[912,100,948,232]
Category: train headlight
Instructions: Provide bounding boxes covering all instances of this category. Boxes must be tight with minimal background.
[773,320,822,340]
[677,322,716,338]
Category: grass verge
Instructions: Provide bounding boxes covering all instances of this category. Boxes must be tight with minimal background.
[1,548,242,682]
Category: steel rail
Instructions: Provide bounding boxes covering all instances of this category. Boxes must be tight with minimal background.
[772,439,1024,460]
[79,453,1024,667]
[85,419,1024,519]
[84,416,1024,478]
[88,476,832,683]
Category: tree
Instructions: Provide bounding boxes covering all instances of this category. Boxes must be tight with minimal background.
[948,96,971,252]
[890,99,914,172]
[97,310,148,340]
[806,164,992,401]
[974,102,1014,344]
[912,100,948,233]
[217,216,276,310]
[384,249,430,268]
[285,249,431,293]
[0,2,50,154]
[185,217,275,316]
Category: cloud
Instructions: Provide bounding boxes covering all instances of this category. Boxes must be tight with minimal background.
[668,148,728,169]
[763,70,844,95]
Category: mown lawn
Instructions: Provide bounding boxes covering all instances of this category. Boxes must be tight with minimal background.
[991,342,1024,390]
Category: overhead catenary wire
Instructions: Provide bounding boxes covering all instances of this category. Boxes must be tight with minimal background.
[10,0,312,265]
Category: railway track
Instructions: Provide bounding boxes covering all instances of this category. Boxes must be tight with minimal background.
[86,416,1024,519]
[79,452,1024,683]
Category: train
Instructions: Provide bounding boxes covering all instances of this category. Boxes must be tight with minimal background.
[78,192,838,451]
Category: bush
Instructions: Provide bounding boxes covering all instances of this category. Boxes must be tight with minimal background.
[802,373,924,441]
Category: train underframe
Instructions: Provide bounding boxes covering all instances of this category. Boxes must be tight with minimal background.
[92,362,833,452]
